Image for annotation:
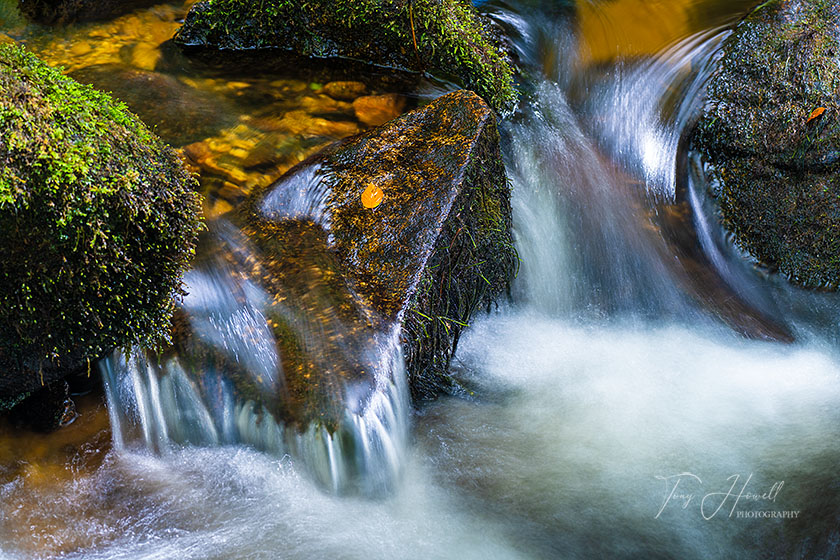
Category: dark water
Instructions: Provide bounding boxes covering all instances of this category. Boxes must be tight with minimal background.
[2,1,840,558]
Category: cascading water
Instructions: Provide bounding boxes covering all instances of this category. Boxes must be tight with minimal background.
[100,215,409,496]
[5,2,840,559]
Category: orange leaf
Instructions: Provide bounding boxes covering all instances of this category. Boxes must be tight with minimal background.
[807,107,826,123]
[361,184,383,209]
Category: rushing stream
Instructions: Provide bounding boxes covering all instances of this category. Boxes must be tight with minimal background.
[3,1,840,558]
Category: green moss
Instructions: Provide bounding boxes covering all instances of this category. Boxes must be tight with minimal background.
[402,118,516,399]
[693,0,840,288]
[0,43,203,390]
[174,0,518,115]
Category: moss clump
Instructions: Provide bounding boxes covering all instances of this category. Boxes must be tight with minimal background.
[402,112,515,400]
[174,0,518,115]
[693,0,840,288]
[0,43,203,402]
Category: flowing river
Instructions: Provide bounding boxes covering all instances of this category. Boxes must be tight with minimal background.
[2,1,840,558]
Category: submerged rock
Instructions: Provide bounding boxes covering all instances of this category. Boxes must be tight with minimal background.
[105,90,514,492]
[17,0,161,24]
[172,0,518,114]
[69,64,235,147]
[0,44,202,411]
[692,0,840,288]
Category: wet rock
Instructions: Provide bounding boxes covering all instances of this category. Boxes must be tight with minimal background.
[17,0,161,24]
[6,381,77,433]
[322,80,367,101]
[353,93,407,127]
[172,0,518,114]
[692,0,840,288]
[169,89,514,432]
[0,44,202,411]
[69,64,235,147]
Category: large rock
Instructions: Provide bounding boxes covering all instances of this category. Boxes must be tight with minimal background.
[241,88,516,405]
[172,0,518,115]
[189,89,514,424]
[0,44,203,412]
[692,0,840,288]
[103,89,514,493]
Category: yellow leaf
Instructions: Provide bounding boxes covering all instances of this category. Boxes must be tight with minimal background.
[807,107,826,123]
[361,184,383,209]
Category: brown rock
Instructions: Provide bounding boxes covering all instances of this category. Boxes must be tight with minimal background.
[353,93,406,127]
[322,80,367,101]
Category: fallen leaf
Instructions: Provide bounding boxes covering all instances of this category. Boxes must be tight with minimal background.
[807,107,826,123]
[362,184,383,209]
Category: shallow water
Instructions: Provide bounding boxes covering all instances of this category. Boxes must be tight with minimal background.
[3,0,840,558]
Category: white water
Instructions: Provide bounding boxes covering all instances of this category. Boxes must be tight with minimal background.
[6,2,840,559]
[100,220,409,495]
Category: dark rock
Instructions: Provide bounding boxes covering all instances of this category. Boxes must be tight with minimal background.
[0,44,202,411]
[6,380,77,432]
[17,0,161,24]
[323,81,368,101]
[172,0,518,115]
[692,0,840,288]
[69,64,235,147]
[170,89,514,429]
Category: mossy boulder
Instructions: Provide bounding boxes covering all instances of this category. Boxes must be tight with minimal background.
[172,0,518,115]
[167,89,514,432]
[692,0,840,288]
[17,0,161,24]
[0,44,203,409]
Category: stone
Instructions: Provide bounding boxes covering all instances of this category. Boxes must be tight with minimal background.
[322,80,368,101]
[167,89,515,433]
[353,93,407,127]
[17,0,162,24]
[69,64,235,147]
[0,44,202,412]
[692,0,840,288]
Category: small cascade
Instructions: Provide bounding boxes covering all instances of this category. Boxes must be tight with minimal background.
[101,342,407,496]
[101,218,409,496]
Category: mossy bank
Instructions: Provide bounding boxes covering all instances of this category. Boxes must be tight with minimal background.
[0,44,202,409]
[173,0,518,115]
[692,0,840,288]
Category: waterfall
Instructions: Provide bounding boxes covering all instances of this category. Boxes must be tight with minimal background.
[101,220,409,496]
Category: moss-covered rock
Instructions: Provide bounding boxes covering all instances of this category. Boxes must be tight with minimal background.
[169,89,514,430]
[172,0,518,115]
[692,0,840,288]
[17,0,162,24]
[0,43,203,409]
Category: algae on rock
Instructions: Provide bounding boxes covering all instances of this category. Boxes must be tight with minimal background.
[0,43,203,408]
[692,0,840,288]
[173,0,518,115]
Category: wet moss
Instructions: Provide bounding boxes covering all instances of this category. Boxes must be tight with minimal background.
[0,43,203,407]
[173,0,518,115]
[693,0,840,288]
[402,115,516,400]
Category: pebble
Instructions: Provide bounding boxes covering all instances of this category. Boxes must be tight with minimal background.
[322,81,368,101]
[353,94,407,127]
